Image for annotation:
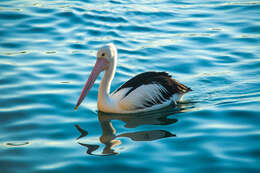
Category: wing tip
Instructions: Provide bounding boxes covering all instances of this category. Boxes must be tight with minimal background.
[186,87,192,92]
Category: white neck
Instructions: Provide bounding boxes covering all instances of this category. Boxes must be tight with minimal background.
[97,57,117,111]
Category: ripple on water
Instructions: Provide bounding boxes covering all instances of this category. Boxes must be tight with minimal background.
[83,13,128,23]
[27,7,56,14]
[0,42,24,49]
[25,17,58,25]
[0,0,260,173]
[0,11,30,20]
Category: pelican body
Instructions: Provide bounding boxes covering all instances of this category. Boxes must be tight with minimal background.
[75,43,191,113]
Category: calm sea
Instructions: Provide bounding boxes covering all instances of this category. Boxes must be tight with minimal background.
[0,0,260,173]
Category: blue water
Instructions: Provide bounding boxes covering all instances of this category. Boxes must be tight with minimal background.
[1,0,260,172]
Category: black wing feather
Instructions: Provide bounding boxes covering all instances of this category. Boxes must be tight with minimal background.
[113,71,192,99]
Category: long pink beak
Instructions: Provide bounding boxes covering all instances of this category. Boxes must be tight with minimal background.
[75,58,109,110]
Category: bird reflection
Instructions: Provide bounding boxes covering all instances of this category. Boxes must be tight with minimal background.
[76,103,193,156]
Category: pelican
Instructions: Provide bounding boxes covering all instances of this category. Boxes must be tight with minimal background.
[75,43,191,113]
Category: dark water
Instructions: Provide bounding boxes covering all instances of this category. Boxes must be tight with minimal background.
[1,0,260,172]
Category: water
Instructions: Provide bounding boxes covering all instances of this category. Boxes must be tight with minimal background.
[1,0,260,172]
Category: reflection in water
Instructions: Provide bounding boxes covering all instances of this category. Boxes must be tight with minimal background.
[76,103,194,156]
[117,130,175,141]
[75,124,88,140]
[78,143,100,156]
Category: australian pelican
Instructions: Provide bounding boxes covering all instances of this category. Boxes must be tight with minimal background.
[75,43,191,113]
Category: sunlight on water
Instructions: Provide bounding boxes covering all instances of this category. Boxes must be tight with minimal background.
[0,0,260,172]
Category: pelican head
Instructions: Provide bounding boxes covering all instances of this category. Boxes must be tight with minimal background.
[97,43,117,62]
[74,43,117,110]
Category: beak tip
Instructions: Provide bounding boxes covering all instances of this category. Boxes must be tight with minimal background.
[74,105,79,111]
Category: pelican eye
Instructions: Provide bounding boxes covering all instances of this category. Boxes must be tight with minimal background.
[101,53,105,57]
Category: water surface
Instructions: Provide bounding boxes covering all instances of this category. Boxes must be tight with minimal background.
[1,0,260,172]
